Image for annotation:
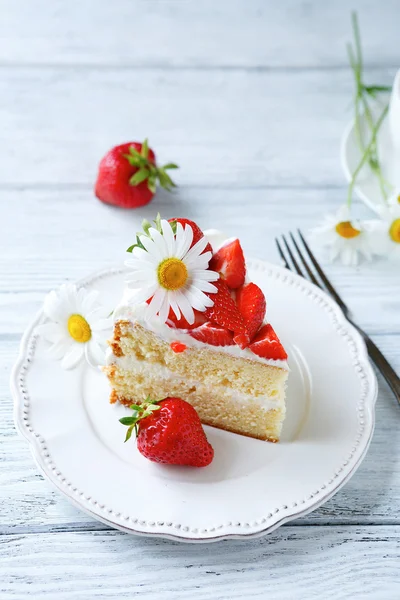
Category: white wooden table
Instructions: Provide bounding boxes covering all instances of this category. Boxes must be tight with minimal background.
[1,1,399,597]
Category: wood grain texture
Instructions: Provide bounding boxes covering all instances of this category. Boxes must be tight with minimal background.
[1,528,399,599]
[0,67,395,188]
[1,0,400,596]
[0,0,399,68]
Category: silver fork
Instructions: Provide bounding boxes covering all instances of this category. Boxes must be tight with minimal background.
[276,230,400,406]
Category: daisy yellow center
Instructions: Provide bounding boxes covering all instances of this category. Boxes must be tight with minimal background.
[389,218,400,243]
[67,314,91,343]
[157,258,188,290]
[335,221,361,239]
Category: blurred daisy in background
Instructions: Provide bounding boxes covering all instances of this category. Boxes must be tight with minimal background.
[369,198,400,260]
[37,284,112,369]
[311,206,376,266]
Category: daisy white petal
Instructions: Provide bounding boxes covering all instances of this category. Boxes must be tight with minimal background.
[148,228,168,258]
[168,294,181,320]
[192,268,219,281]
[85,340,106,367]
[176,224,193,259]
[140,233,164,261]
[128,283,157,305]
[36,322,64,343]
[161,220,175,255]
[81,289,100,314]
[62,344,84,370]
[90,316,113,332]
[184,235,208,262]
[146,288,165,321]
[43,290,68,322]
[174,223,186,257]
[48,338,73,360]
[175,291,195,324]
[188,287,214,307]
[193,280,218,293]
[158,294,170,324]
[184,289,207,312]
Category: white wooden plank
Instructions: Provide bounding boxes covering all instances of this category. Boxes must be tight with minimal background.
[1,528,399,599]
[2,335,400,534]
[0,67,395,188]
[0,188,398,336]
[0,0,399,68]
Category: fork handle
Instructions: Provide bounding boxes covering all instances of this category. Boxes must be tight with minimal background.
[349,319,400,406]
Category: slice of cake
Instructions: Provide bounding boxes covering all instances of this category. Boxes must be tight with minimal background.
[105,216,288,442]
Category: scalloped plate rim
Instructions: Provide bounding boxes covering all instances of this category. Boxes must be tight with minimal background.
[11,262,378,543]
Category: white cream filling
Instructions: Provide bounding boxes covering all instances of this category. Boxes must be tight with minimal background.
[113,229,288,371]
[106,349,283,411]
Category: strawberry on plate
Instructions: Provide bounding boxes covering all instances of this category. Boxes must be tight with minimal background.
[210,238,246,289]
[95,139,178,209]
[204,279,249,345]
[248,324,288,360]
[234,282,266,345]
[189,322,234,346]
[119,397,214,467]
[168,218,213,255]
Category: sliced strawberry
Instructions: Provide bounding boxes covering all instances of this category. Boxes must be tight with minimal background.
[189,322,234,346]
[166,308,207,330]
[234,283,266,345]
[204,279,248,343]
[248,324,288,360]
[210,238,246,289]
[168,218,212,254]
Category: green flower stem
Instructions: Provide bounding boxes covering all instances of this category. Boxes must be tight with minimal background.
[347,105,388,208]
[347,12,392,208]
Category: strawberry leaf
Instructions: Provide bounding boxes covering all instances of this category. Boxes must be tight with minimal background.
[119,397,162,443]
[129,168,150,186]
[124,425,134,443]
[119,416,136,425]
[141,138,149,159]
[147,175,157,194]
[162,163,179,170]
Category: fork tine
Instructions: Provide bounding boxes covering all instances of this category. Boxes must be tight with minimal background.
[289,232,320,287]
[275,238,290,269]
[281,235,305,277]
[297,229,348,311]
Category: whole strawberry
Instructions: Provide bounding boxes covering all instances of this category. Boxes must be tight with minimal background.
[95,139,178,209]
[119,397,214,467]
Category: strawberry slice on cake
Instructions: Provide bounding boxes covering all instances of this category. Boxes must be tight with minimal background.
[105,215,288,442]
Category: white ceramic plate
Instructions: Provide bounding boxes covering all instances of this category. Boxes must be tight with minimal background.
[12,262,377,542]
[341,105,399,213]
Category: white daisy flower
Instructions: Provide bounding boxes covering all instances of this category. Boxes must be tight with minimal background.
[311,206,375,266]
[369,201,400,260]
[36,284,112,369]
[125,218,219,324]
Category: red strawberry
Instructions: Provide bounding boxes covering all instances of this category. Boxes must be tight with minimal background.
[234,283,266,347]
[210,238,246,289]
[248,324,288,360]
[166,308,207,330]
[120,398,214,467]
[168,217,213,254]
[95,140,178,209]
[170,341,187,353]
[189,322,234,346]
[204,279,248,342]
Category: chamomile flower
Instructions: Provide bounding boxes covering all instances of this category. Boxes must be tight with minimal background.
[125,218,219,324]
[311,206,374,266]
[37,284,112,369]
[369,201,400,260]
